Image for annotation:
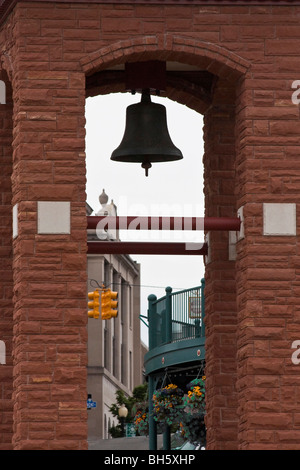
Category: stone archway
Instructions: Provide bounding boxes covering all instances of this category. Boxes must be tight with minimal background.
[82,34,250,450]
[80,34,249,79]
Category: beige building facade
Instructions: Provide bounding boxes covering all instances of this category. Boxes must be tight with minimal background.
[87,191,145,440]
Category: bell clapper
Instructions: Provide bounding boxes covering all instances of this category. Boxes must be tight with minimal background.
[141,161,152,177]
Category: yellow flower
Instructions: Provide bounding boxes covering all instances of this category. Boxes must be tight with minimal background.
[188,385,203,399]
[194,386,202,396]
[166,383,177,390]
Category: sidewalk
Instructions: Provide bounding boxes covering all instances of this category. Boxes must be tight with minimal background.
[88,435,164,451]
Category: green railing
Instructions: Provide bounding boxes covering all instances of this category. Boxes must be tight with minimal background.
[147,279,205,351]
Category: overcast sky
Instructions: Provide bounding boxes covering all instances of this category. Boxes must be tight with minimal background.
[85,93,205,344]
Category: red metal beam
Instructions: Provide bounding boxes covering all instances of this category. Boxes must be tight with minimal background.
[87,215,240,231]
[87,241,208,256]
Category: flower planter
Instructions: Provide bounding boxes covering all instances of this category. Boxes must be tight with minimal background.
[152,384,184,428]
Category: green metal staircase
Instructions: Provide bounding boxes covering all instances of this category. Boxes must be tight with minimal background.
[144,279,206,450]
[144,279,205,376]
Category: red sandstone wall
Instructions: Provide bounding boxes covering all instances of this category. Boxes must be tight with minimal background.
[1,0,300,450]
[0,71,13,450]
[203,78,238,450]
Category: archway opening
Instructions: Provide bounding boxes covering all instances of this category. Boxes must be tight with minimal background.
[85,91,206,321]
[84,45,242,449]
[85,89,205,442]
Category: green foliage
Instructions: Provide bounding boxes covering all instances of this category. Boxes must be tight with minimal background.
[108,383,148,438]
[180,412,206,446]
[109,390,132,423]
[108,424,123,438]
[132,383,148,402]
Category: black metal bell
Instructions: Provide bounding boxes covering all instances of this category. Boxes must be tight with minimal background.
[111,91,183,176]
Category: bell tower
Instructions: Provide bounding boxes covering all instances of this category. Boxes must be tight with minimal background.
[1,0,300,451]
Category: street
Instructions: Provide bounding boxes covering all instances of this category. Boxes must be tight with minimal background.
[88,435,164,451]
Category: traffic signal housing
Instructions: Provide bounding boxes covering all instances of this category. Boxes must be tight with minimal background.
[101,289,118,320]
[87,290,100,319]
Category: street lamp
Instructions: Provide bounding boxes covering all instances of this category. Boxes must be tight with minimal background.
[118,404,128,437]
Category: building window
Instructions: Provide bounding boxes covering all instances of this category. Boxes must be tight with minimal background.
[104,260,110,288]
[104,414,107,439]
[104,327,108,370]
[129,351,132,390]
[121,343,124,385]
[112,336,116,377]
[129,285,132,329]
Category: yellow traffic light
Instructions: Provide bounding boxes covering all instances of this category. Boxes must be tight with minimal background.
[101,289,118,320]
[87,290,100,319]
